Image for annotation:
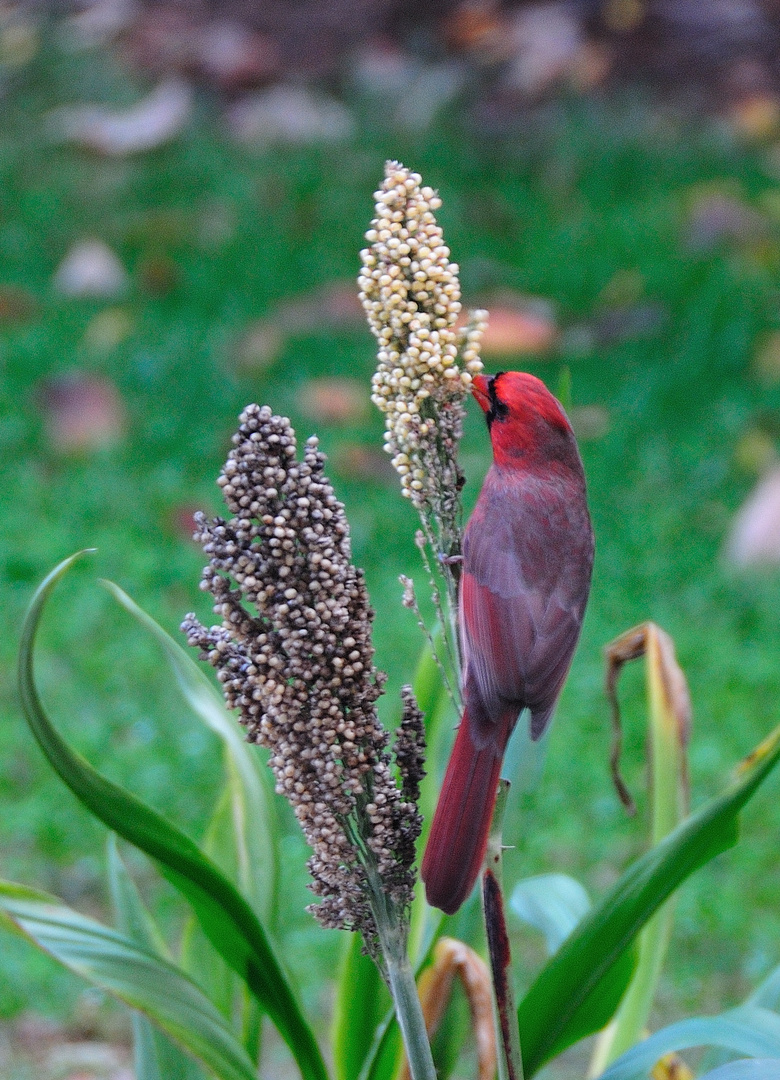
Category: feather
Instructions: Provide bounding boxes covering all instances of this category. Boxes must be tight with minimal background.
[421,371,594,914]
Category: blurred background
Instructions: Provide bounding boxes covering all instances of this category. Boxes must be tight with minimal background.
[4,0,780,1076]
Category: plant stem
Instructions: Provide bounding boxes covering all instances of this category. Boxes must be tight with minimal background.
[367,870,437,1080]
[482,781,524,1080]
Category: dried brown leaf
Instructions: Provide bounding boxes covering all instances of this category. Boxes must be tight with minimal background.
[403,936,496,1080]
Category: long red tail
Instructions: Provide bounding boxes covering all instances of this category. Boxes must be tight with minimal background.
[421,708,505,915]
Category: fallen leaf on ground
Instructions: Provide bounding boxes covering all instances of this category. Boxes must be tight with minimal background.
[53,240,129,299]
[226,86,355,145]
[753,330,780,385]
[82,308,133,352]
[0,285,36,322]
[233,319,284,371]
[331,444,395,482]
[443,4,506,56]
[39,373,125,452]
[276,281,364,333]
[570,404,609,440]
[727,92,780,140]
[0,14,39,67]
[138,254,179,295]
[599,267,645,307]
[49,77,192,155]
[724,465,780,566]
[46,1039,129,1074]
[467,301,558,357]
[196,19,279,90]
[502,3,584,95]
[171,504,202,540]
[685,189,768,252]
[62,0,137,50]
[734,428,777,474]
[299,378,369,424]
[593,302,666,344]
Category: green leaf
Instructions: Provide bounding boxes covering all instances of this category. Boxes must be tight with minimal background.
[748,966,780,1012]
[332,933,392,1080]
[408,634,451,968]
[0,880,259,1080]
[358,923,455,1080]
[107,834,170,959]
[179,788,263,1063]
[106,837,206,1080]
[413,630,456,836]
[180,787,247,1019]
[332,637,452,1080]
[699,1062,780,1080]
[131,1015,208,1080]
[17,553,328,1080]
[509,874,591,956]
[103,582,274,1061]
[599,1007,780,1080]
[359,1012,401,1080]
[102,580,278,924]
[518,720,780,1076]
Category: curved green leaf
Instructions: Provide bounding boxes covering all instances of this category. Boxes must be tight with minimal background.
[510,874,591,956]
[17,553,328,1080]
[180,787,249,1019]
[599,1008,780,1080]
[132,1016,208,1080]
[359,1011,400,1080]
[102,580,278,924]
[107,837,206,1080]
[179,788,262,1062]
[749,967,780,1012]
[107,834,170,959]
[518,721,780,1076]
[699,1061,780,1080]
[332,932,391,1080]
[104,581,274,1061]
[0,880,257,1080]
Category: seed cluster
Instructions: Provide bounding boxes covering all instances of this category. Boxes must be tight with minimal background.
[182,405,424,945]
[359,160,486,529]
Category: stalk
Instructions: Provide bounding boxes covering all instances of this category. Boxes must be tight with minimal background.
[482,781,524,1080]
[367,868,437,1080]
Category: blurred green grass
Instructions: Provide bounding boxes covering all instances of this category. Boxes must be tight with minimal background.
[2,41,780,1033]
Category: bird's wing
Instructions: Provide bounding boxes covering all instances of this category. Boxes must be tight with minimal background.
[460,470,593,734]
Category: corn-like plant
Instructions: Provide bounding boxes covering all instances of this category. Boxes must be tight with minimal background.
[6,163,780,1080]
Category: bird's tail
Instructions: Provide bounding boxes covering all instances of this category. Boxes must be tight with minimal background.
[421,707,508,915]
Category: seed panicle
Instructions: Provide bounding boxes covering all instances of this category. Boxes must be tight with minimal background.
[182,404,424,955]
[359,161,486,558]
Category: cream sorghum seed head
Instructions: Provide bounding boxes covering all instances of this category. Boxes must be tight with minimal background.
[359,161,486,533]
[182,405,424,954]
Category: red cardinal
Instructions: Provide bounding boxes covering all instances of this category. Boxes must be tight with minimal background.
[421,371,594,915]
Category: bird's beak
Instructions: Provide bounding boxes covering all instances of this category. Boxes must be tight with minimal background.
[472,374,493,414]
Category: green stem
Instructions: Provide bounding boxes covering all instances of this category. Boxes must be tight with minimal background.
[368,877,436,1080]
